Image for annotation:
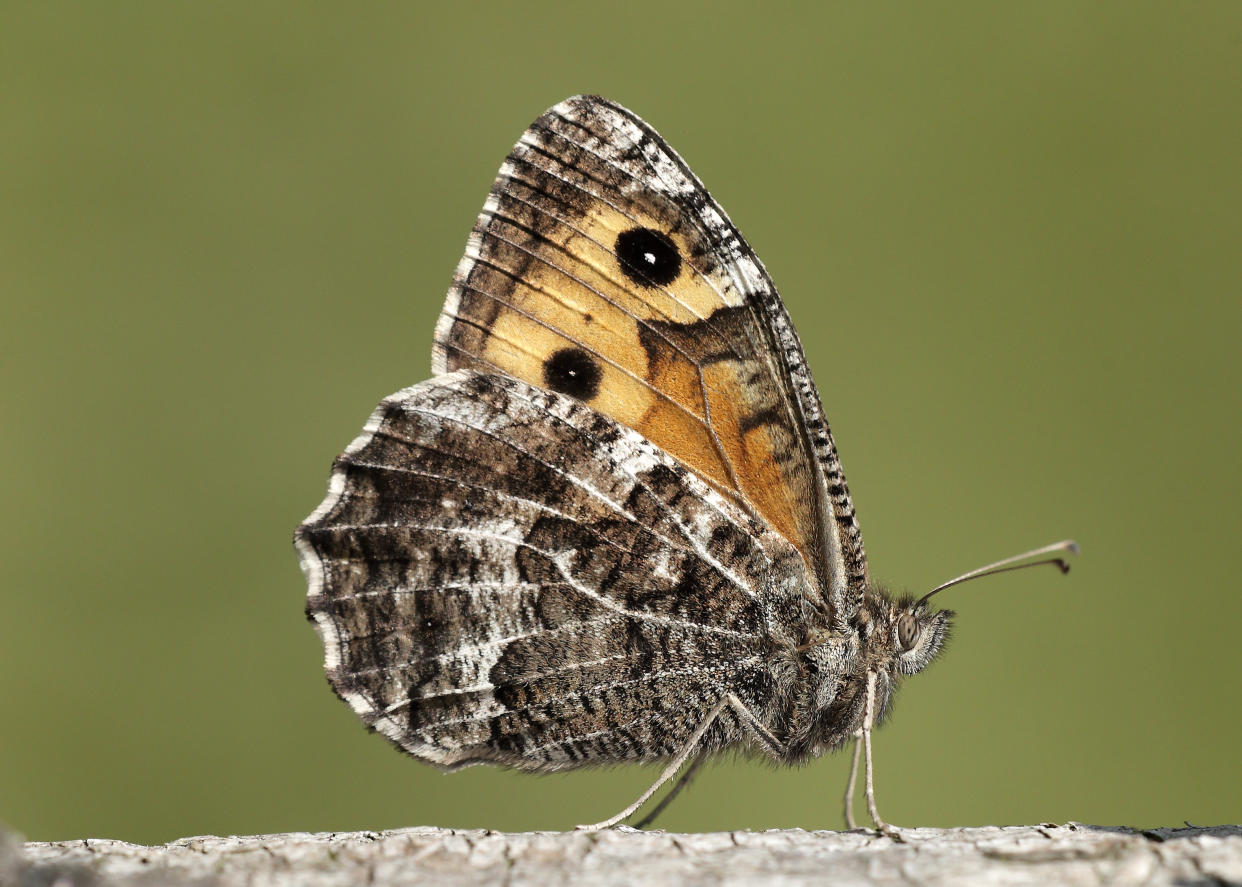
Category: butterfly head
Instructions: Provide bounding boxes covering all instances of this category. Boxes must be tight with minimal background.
[860,540,1081,708]
[886,594,954,677]
[846,590,954,715]
[801,542,1079,753]
[798,590,953,753]
[865,592,953,731]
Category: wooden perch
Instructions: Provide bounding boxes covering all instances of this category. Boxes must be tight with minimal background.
[7,823,1242,887]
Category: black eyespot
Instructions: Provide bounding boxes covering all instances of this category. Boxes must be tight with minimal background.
[615,227,681,287]
[897,613,920,652]
[542,347,601,401]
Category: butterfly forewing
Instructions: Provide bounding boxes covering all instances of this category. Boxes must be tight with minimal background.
[297,370,810,770]
[433,95,866,618]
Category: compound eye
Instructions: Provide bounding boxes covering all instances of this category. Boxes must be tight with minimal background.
[897,613,920,652]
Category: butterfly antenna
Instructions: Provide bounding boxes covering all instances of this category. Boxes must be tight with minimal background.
[915,540,1080,608]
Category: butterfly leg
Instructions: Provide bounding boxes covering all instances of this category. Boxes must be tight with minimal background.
[575,695,732,831]
[632,750,709,829]
[861,670,904,840]
[576,693,782,831]
[843,730,862,829]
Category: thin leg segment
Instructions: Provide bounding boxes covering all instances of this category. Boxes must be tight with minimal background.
[633,750,708,829]
[576,693,784,831]
[861,670,902,839]
[843,731,862,829]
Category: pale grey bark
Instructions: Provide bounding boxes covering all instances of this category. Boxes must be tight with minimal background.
[7,823,1241,887]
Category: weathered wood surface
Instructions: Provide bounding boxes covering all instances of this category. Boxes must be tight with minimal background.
[7,824,1241,887]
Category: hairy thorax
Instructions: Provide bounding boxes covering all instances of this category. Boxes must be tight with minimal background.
[775,586,953,762]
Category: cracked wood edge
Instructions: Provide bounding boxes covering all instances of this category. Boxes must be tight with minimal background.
[6,824,1242,887]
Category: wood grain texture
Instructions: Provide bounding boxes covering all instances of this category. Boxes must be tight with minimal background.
[12,824,1242,887]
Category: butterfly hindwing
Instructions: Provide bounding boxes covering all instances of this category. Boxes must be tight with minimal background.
[297,370,811,770]
[433,95,867,619]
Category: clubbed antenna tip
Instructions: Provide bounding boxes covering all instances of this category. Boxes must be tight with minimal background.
[916,539,1080,608]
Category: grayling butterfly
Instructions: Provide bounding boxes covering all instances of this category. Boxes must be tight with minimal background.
[296,95,1077,832]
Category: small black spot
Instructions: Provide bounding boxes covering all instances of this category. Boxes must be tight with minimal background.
[616,227,681,287]
[737,405,784,436]
[543,347,602,401]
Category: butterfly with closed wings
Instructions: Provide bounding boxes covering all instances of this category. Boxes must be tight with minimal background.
[295,95,1076,834]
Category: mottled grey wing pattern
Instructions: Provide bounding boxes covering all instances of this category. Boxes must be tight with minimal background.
[432,95,868,620]
[296,370,811,770]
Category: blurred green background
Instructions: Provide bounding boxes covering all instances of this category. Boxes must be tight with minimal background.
[2,2,1240,844]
